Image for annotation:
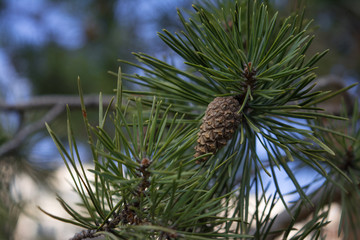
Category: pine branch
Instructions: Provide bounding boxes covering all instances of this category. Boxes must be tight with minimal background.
[42,70,254,239]
[118,0,352,212]
[38,1,360,239]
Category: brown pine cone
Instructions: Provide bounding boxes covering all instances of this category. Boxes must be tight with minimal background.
[194,96,241,163]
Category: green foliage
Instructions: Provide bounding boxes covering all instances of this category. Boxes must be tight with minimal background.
[41,74,253,239]
[41,0,359,239]
[117,0,355,211]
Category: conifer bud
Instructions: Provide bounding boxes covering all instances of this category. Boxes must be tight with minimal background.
[194,96,241,163]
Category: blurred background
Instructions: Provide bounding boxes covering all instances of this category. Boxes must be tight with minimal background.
[0,0,359,239]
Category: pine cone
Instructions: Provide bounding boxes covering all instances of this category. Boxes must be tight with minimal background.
[194,96,241,163]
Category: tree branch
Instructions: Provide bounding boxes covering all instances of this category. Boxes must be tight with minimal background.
[0,104,64,157]
[0,94,115,157]
[0,94,114,111]
[265,183,341,240]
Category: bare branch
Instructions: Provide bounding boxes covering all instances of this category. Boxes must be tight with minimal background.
[0,94,114,112]
[0,94,115,157]
[0,104,64,157]
[265,184,341,240]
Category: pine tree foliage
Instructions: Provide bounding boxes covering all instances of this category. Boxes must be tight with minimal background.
[41,75,252,239]
[41,0,359,239]
[118,0,356,212]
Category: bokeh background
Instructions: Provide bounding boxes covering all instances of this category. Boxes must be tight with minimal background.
[0,0,359,239]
